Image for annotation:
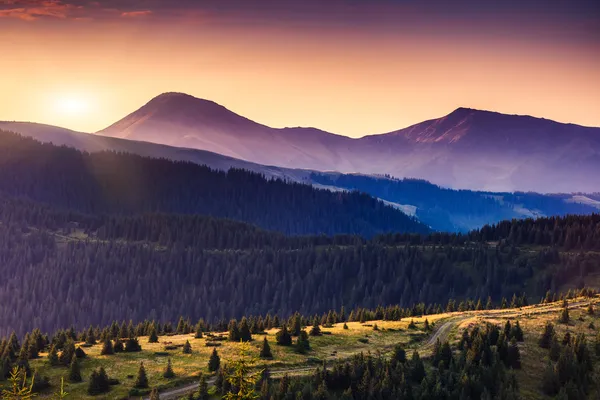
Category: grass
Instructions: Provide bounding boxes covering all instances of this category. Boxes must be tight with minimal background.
[20,296,600,399]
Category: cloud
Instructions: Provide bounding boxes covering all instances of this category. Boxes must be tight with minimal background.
[0,0,157,21]
[120,10,152,18]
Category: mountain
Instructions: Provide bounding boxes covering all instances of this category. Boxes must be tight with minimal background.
[2,121,598,233]
[99,92,355,171]
[97,93,600,193]
[0,130,429,237]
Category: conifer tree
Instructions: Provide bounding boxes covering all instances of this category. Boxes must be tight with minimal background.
[182,340,192,354]
[163,358,175,379]
[549,334,561,361]
[275,325,292,346]
[559,304,570,324]
[194,322,204,339]
[59,340,75,366]
[228,320,240,342]
[113,339,124,353]
[85,326,96,345]
[539,322,554,348]
[135,362,149,389]
[260,338,272,359]
[198,372,209,400]
[310,323,322,336]
[486,296,493,310]
[148,325,159,343]
[47,345,59,366]
[100,338,114,355]
[208,348,220,372]
[343,323,349,330]
[239,317,252,342]
[295,331,310,354]
[68,354,82,383]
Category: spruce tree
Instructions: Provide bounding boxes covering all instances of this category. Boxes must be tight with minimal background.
[59,340,75,366]
[68,354,82,383]
[559,304,570,324]
[208,348,220,372]
[113,339,124,353]
[48,345,59,366]
[539,322,554,348]
[295,331,310,354]
[182,340,192,354]
[101,338,114,355]
[198,372,209,400]
[135,362,149,389]
[239,317,252,342]
[85,326,96,345]
[194,322,204,339]
[228,320,240,342]
[148,325,159,343]
[310,323,322,336]
[276,325,292,346]
[260,337,272,359]
[163,358,175,379]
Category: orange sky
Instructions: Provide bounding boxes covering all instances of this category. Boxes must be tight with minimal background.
[1,0,599,137]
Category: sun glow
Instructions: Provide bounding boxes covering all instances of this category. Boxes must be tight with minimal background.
[55,96,89,115]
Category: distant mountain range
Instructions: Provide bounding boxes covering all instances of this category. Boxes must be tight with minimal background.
[96,92,600,193]
[1,117,598,233]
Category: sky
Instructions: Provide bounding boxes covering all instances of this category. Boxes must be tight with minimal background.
[1,0,599,137]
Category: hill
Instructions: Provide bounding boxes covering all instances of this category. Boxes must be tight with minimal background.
[96,93,600,192]
[0,186,599,336]
[0,130,427,237]
[2,122,598,233]
[5,293,600,399]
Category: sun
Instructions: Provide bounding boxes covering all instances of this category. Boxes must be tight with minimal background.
[55,96,89,115]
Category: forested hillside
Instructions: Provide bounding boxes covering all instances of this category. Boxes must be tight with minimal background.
[0,130,428,237]
[0,192,598,336]
[311,173,598,232]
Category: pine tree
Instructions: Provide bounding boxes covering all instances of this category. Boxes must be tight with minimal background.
[182,340,192,354]
[559,304,570,324]
[424,319,430,331]
[310,323,322,336]
[410,351,426,383]
[486,296,493,310]
[88,367,110,395]
[539,322,554,348]
[125,337,142,352]
[541,361,558,395]
[47,345,59,366]
[208,348,220,372]
[195,322,204,339]
[113,339,124,353]
[68,354,82,383]
[587,303,595,315]
[163,358,175,379]
[85,326,96,345]
[549,334,561,361]
[228,320,240,342]
[275,325,292,346]
[295,331,310,354]
[260,338,272,359]
[291,313,302,336]
[506,338,521,369]
[135,362,149,388]
[392,344,406,363]
[239,317,252,342]
[100,338,114,355]
[343,323,349,330]
[59,340,75,366]
[511,320,524,342]
[148,325,159,343]
[198,372,209,400]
